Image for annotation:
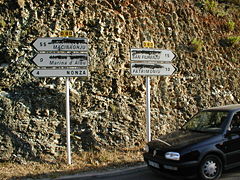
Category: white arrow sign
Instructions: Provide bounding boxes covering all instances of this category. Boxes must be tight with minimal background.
[131,63,176,76]
[130,48,176,62]
[32,68,88,77]
[32,53,88,67]
[32,37,88,52]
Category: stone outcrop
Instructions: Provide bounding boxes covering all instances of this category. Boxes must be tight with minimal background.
[0,0,239,162]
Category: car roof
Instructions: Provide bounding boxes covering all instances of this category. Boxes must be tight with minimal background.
[204,104,240,112]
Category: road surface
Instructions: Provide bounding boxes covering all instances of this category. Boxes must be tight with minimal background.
[57,164,240,180]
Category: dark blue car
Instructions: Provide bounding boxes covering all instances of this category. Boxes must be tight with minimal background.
[143,104,240,180]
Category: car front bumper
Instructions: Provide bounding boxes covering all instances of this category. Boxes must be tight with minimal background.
[143,152,199,179]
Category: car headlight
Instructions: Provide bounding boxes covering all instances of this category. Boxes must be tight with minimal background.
[165,152,180,161]
[144,145,149,152]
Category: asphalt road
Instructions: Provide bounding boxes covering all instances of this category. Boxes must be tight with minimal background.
[57,164,240,180]
[79,169,161,180]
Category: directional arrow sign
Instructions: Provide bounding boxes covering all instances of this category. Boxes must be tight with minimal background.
[131,63,176,76]
[32,68,88,77]
[32,37,88,52]
[32,53,88,67]
[130,48,176,62]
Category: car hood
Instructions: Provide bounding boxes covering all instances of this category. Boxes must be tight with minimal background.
[148,130,215,150]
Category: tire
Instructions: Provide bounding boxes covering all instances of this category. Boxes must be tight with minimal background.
[199,155,222,180]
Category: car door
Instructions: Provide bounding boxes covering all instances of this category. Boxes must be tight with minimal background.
[224,112,240,165]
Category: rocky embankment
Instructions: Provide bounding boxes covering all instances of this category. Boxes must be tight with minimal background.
[0,0,239,163]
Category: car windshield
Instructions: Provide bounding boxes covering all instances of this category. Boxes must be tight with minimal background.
[183,111,229,133]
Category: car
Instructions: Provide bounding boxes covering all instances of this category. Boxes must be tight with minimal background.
[143,104,240,180]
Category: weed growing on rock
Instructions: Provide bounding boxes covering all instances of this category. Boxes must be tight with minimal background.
[204,0,219,13]
[190,38,204,52]
[226,20,235,32]
[219,36,240,47]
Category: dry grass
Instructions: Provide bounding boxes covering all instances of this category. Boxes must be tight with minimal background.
[0,148,144,180]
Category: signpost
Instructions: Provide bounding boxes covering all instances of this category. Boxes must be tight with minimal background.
[130,42,176,143]
[31,31,88,165]
[32,53,88,67]
[31,68,88,77]
[32,37,88,52]
[131,63,176,76]
[130,48,176,62]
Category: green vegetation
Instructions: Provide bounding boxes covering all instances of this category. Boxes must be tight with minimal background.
[197,0,239,16]
[227,36,240,45]
[219,36,240,47]
[204,0,219,13]
[226,20,235,32]
[218,0,240,5]
[109,104,119,114]
[190,38,204,52]
[230,58,238,63]
[200,0,225,16]
[0,16,6,28]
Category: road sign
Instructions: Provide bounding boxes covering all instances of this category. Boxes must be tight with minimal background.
[32,37,88,52]
[131,63,176,76]
[32,53,88,67]
[31,68,88,77]
[130,48,176,62]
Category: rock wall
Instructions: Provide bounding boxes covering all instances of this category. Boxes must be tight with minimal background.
[0,0,239,162]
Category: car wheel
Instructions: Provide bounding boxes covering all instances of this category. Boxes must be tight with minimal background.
[199,155,222,180]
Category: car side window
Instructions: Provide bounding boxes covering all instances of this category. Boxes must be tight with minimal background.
[230,112,240,130]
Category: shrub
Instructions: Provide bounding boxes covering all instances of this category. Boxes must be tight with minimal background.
[217,0,240,5]
[219,36,240,47]
[204,0,219,13]
[201,0,226,16]
[226,20,235,32]
[0,16,6,28]
[228,36,240,45]
[190,38,204,52]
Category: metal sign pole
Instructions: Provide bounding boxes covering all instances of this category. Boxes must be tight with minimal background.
[65,32,71,165]
[65,32,72,165]
[146,76,151,142]
[144,42,153,143]
[66,77,71,164]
